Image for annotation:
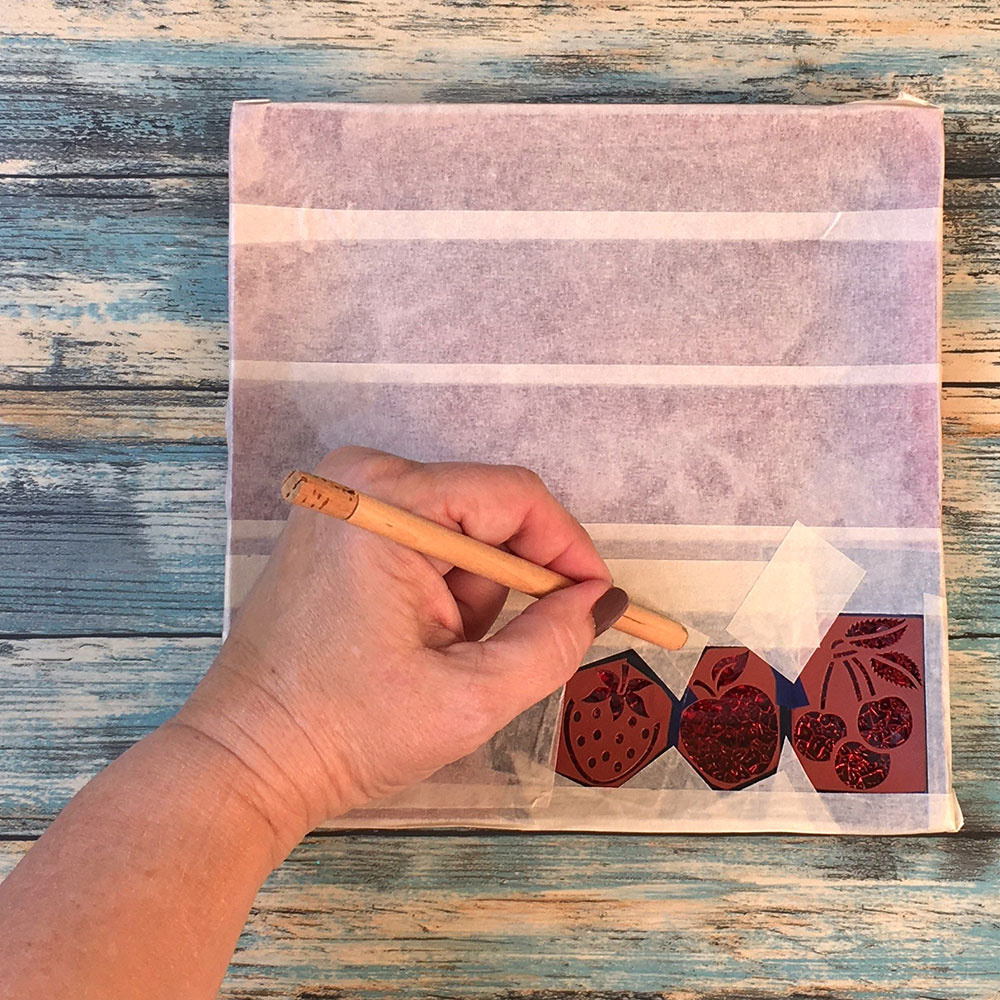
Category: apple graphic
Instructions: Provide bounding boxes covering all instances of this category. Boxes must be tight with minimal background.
[677,648,781,790]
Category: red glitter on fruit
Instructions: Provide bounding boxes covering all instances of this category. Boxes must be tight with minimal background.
[680,685,778,785]
[791,614,927,793]
[834,741,891,790]
[556,652,673,788]
[678,648,781,790]
[857,696,912,750]
[581,665,651,720]
[559,616,926,795]
[792,712,847,762]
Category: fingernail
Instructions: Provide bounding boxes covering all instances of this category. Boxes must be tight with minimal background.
[590,587,630,637]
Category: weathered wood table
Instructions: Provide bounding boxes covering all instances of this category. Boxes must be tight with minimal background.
[2,3,998,996]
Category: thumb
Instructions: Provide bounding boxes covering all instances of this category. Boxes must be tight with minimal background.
[449,580,631,718]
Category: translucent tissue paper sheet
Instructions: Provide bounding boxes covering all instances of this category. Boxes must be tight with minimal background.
[227,100,961,833]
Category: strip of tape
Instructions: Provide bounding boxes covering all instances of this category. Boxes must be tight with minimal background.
[231,204,939,244]
[228,519,942,548]
[232,360,939,387]
[726,522,866,681]
[923,593,963,831]
[327,789,962,834]
[238,99,933,117]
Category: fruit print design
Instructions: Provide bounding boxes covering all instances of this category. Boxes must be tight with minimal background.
[677,648,782,790]
[790,615,926,793]
[555,650,674,788]
[556,615,927,794]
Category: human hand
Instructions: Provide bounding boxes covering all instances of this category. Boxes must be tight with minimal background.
[174,447,628,857]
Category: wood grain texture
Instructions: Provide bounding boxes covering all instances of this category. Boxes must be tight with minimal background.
[0,824,998,998]
[0,637,213,826]
[2,4,999,181]
[2,1,999,996]
[7,0,996,49]
[0,176,227,388]
[0,391,226,635]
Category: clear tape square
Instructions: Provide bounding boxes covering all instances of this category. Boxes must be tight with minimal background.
[726,522,866,681]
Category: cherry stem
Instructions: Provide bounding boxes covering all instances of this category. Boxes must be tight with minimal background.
[853,658,876,696]
[692,680,715,697]
[820,662,834,711]
[843,659,863,702]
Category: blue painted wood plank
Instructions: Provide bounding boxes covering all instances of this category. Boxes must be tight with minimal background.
[0,176,227,387]
[236,826,1000,999]
[0,637,215,825]
[0,821,997,997]
[0,392,226,635]
[1,35,998,178]
[236,830,1000,999]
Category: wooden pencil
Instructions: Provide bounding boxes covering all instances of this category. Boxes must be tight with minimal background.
[281,469,689,651]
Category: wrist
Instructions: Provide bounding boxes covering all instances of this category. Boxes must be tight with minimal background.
[105,721,300,876]
[156,717,307,867]
[171,640,362,856]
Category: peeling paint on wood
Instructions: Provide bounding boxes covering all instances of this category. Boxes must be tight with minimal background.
[0,176,228,388]
[1,32,999,177]
[7,0,997,50]
[0,637,215,825]
[0,392,226,634]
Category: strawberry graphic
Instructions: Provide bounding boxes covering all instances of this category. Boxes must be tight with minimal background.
[791,614,926,792]
[555,651,673,788]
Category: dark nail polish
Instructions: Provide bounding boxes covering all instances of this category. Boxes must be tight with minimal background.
[590,586,630,637]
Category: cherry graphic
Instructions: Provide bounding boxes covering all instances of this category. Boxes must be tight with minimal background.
[678,649,781,790]
[792,712,847,762]
[834,741,891,790]
[857,696,912,750]
[556,651,673,788]
[790,615,926,793]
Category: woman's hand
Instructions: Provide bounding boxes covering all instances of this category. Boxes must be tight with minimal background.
[0,448,628,998]
[175,447,628,856]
